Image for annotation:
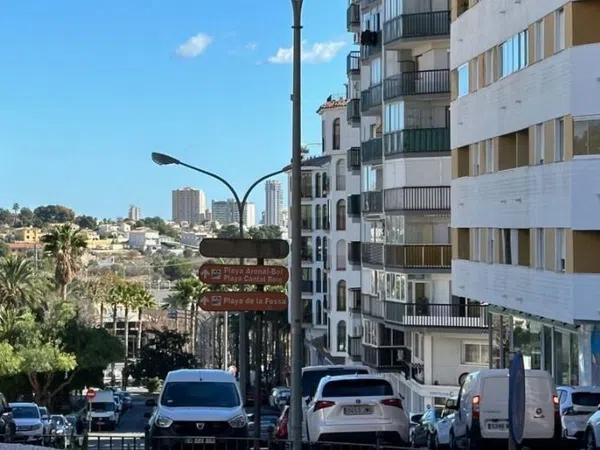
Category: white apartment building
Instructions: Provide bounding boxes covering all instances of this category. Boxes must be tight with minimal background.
[128,228,160,251]
[212,200,256,227]
[346,0,488,411]
[128,205,141,222]
[450,0,600,385]
[265,180,283,226]
[172,187,206,225]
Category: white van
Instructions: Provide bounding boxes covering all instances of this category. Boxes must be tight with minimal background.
[88,390,120,430]
[448,369,560,449]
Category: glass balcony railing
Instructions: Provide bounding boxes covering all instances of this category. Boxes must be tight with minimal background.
[361,84,382,113]
[346,3,360,31]
[346,98,360,126]
[384,69,450,100]
[384,128,450,156]
[346,51,360,77]
[385,244,451,270]
[361,191,383,214]
[361,137,382,164]
[347,147,361,170]
[362,242,384,266]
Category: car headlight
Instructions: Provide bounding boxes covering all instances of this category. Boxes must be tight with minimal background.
[228,414,247,429]
[155,416,173,428]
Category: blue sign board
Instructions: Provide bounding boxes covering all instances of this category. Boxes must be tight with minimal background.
[509,352,526,444]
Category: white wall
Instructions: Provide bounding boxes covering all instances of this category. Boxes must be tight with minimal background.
[384,156,451,189]
[431,333,488,386]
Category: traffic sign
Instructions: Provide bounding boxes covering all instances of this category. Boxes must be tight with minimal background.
[86,390,96,400]
[509,351,526,445]
[199,264,289,285]
[199,292,288,312]
[199,239,289,259]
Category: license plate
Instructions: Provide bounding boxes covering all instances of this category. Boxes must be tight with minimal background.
[184,438,216,444]
[487,421,508,430]
[344,406,373,416]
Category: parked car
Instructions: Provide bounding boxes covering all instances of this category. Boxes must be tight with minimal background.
[38,406,54,444]
[247,408,281,440]
[305,374,409,445]
[449,369,560,449]
[556,386,600,444]
[113,393,123,413]
[432,398,457,450]
[269,387,291,409]
[51,415,72,448]
[0,392,15,443]
[408,412,423,445]
[411,406,443,448]
[145,369,248,450]
[121,392,133,410]
[89,390,120,430]
[9,403,44,445]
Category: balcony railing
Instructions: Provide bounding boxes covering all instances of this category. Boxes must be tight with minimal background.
[361,294,384,318]
[362,345,407,370]
[348,194,361,216]
[361,84,382,113]
[301,248,313,262]
[362,242,384,266]
[384,186,450,211]
[385,302,489,328]
[349,289,362,313]
[347,3,360,31]
[384,70,450,100]
[384,11,451,44]
[348,336,362,361]
[347,98,361,126]
[346,51,360,78]
[301,184,313,199]
[360,31,381,60]
[384,128,450,156]
[301,280,313,294]
[348,241,361,265]
[361,138,382,164]
[347,147,361,170]
[362,191,383,214]
[385,244,451,270]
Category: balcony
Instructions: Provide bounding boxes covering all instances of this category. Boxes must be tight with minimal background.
[360,31,381,60]
[384,186,450,212]
[301,280,313,294]
[349,289,362,314]
[348,194,361,217]
[385,244,451,271]
[360,0,379,6]
[348,336,362,362]
[361,138,382,165]
[384,128,450,157]
[347,3,360,32]
[348,241,361,265]
[383,11,450,44]
[346,51,360,78]
[362,242,384,266]
[362,345,407,370]
[301,217,312,231]
[361,191,383,214]
[301,248,313,262]
[361,84,382,114]
[346,98,360,126]
[361,294,384,318]
[385,302,489,328]
[347,147,361,170]
[384,70,450,100]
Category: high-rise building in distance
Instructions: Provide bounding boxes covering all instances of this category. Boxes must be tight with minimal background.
[172,187,206,225]
[212,199,255,227]
[128,205,141,221]
[265,180,283,226]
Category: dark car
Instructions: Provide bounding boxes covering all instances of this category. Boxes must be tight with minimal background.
[121,392,133,410]
[0,393,15,443]
[247,408,281,440]
[411,407,443,448]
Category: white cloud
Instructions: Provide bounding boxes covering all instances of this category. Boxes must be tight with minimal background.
[268,40,346,64]
[245,42,258,51]
[176,33,213,58]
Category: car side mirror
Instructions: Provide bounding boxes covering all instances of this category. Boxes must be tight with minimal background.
[145,399,157,407]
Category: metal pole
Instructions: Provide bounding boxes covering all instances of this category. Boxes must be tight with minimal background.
[253,258,265,446]
[238,204,248,403]
[290,1,303,449]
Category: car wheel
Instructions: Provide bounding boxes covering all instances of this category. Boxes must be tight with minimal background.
[586,428,598,450]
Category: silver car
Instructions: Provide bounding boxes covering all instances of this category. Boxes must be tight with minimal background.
[9,403,43,445]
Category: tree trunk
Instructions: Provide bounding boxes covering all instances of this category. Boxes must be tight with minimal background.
[190,302,197,356]
[123,305,129,389]
[112,305,118,336]
[60,283,68,301]
[137,308,143,358]
[99,302,105,329]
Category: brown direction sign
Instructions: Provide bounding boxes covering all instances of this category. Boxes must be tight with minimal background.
[199,292,288,312]
[199,238,289,259]
[199,264,288,285]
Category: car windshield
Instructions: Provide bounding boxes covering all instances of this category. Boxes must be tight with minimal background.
[12,406,40,419]
[302,368,368,397]
[51,416,65,426]
[572,392,600,407]
[91,402,115,412]
[322,379,393,397]
[39,407,49,416]
[161,382,240,408]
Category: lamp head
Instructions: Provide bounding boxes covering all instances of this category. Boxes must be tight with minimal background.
[151,152,180,166]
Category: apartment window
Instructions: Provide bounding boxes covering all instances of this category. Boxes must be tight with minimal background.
[336,159,346,191]
[322,203,330,230]
[301,236,313,261]
[316,237,322,261]
[337,321,347,352]
[472,228,481,262]
[555,118,565,162]
[534,123,545,164]
[555,8,565,52]
[301,173,313,197]
[534,20,544,62]
[556,229,566,273]
[458,63,469,97]
[315,300,322,325]
[485,139,495,173]
[370,57,382,86]
[315,205,321,230]
[336,199,346,231]
[332,118,341,150]
[574,119,600,156]
[487,228,495,264]
[384,102,403,133]
[501,30,528,78]
[535,228,545,269]
[462,342,489,365]
[337,280,347,311]
[301,205,312,230]
[316,269,322,293]
[484,49,495,85]
[472,144,480,176]
[501,229,512,265]
[315,173,322,197]
[336,239,347,270]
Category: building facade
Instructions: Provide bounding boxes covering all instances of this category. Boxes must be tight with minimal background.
[450,0,600,386]
[265,180,283,226]
[128,205,141,222]
[212,199,255,227]
[172,187,206,225]
[128,228,160,251]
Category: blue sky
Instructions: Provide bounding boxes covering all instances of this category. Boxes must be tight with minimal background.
[0,0,350,220]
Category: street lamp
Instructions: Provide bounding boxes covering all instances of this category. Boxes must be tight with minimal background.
[151,151,285,402]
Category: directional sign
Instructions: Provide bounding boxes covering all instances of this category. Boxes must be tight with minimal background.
[509,351,526,445]
[199,264,289,285]
[199,292,288,312]
[199,239,289,259]
[86,390,96,400]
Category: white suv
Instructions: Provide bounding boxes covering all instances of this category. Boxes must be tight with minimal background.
[557,386,600,443]
[305,374,409,445]
[10,403,44,445]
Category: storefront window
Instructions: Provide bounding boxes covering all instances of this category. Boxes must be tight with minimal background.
[513,319,542,370]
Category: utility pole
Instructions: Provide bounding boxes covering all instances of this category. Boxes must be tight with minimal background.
[289,1,303,450]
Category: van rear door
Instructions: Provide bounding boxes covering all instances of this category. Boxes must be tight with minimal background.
[479,376,509,439]
[523,375,555,439]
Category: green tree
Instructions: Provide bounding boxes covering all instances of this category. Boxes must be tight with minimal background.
[41,224,87,299]
[0,255,40,310]
[0,242,10,258]
[130,329,196,381]
[33,205,76,225]
[12,203,19,226]
[165,278,207,354]
[248,225,283,240]
[74,215,98,230]
[0,209,11,225]
[18,208,34,227]
[163,257,193,281]
[217,224,240,239]
[135,217,178,239]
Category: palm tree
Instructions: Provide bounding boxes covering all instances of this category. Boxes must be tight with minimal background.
[0,255,39,310]
[134,287,155,358]
[12,203,19,226]
[165,277,207,354]
[41,224,87,300]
